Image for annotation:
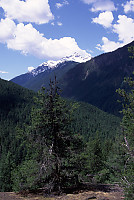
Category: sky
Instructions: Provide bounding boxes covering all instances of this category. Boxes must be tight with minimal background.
[0,0,134,80]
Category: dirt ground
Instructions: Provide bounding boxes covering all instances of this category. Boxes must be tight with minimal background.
[0,184,124,200]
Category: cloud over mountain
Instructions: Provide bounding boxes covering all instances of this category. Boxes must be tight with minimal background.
[113,15,134,43]
[96,37,123,52]
[0,18,90,60]
[96,15,134,52]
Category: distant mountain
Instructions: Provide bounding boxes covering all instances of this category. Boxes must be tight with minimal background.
[11,41,134,115]
[30,52,91,77]
[11,52,91,90]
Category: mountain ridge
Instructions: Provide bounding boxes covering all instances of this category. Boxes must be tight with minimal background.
[11,52,91,88]
[61,41,134,114]
[11,41,134,115]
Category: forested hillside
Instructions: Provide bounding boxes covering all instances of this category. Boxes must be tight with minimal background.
[0,78,34,121]
[0,78,120,192]
[0,79,35,191]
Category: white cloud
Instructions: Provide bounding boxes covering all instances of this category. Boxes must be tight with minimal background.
[96,37,124,52]
[0,19,89,60]
[82,0,98,4]
[51,22,55,26]
[123,0,134,13]
[56,1,69,9]
[28,66,35,72]
[113,15,134,44]
[82,0,116,12]
[57,22,63,26]
[56,3,63,9]
[0,18,16,43]
[7,23,44,57]
[97,15,134,53]
[92,11,114,28]
[0,0,54,24]
[0,70,8,74]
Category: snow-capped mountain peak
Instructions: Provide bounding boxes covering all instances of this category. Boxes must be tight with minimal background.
[29,53,91,77]
[62,52,91,63]
[40,52,91,68]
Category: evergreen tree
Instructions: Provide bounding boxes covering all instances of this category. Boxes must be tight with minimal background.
[29,77,84,193]
[86,133,104,174]
[117,72,134,199]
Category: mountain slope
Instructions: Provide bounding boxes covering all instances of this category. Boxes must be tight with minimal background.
[0,78,120,140]
[11,41,134,115]
[0,78,35,122]
[0,77,120,141]
[25,61,78,91]
[61,41,134,115]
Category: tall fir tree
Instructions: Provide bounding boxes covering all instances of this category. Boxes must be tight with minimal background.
[29,77,84,193]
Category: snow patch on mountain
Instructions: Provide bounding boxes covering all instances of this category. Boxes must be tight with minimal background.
[28,66,35,72]
[29,52,91,77]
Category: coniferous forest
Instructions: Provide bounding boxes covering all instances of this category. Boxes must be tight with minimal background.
[0,46,134,200]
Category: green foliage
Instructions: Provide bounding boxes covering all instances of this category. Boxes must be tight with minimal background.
[12,159,40,192]
[116,72,134,199]
[86,133,104,174]
[104,137,126,183]
[0,77,121,192]
[0,79,34,191]
[128,45,134,59]
[117,73,134,153]
[81,132,114,184]
[0,152,14,191]
[1,43,132,195]
[122,161,134,200]
[27,78,84,192]
[71,101,120,141]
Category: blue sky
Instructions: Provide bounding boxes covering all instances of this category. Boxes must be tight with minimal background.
[0,0,134,80]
